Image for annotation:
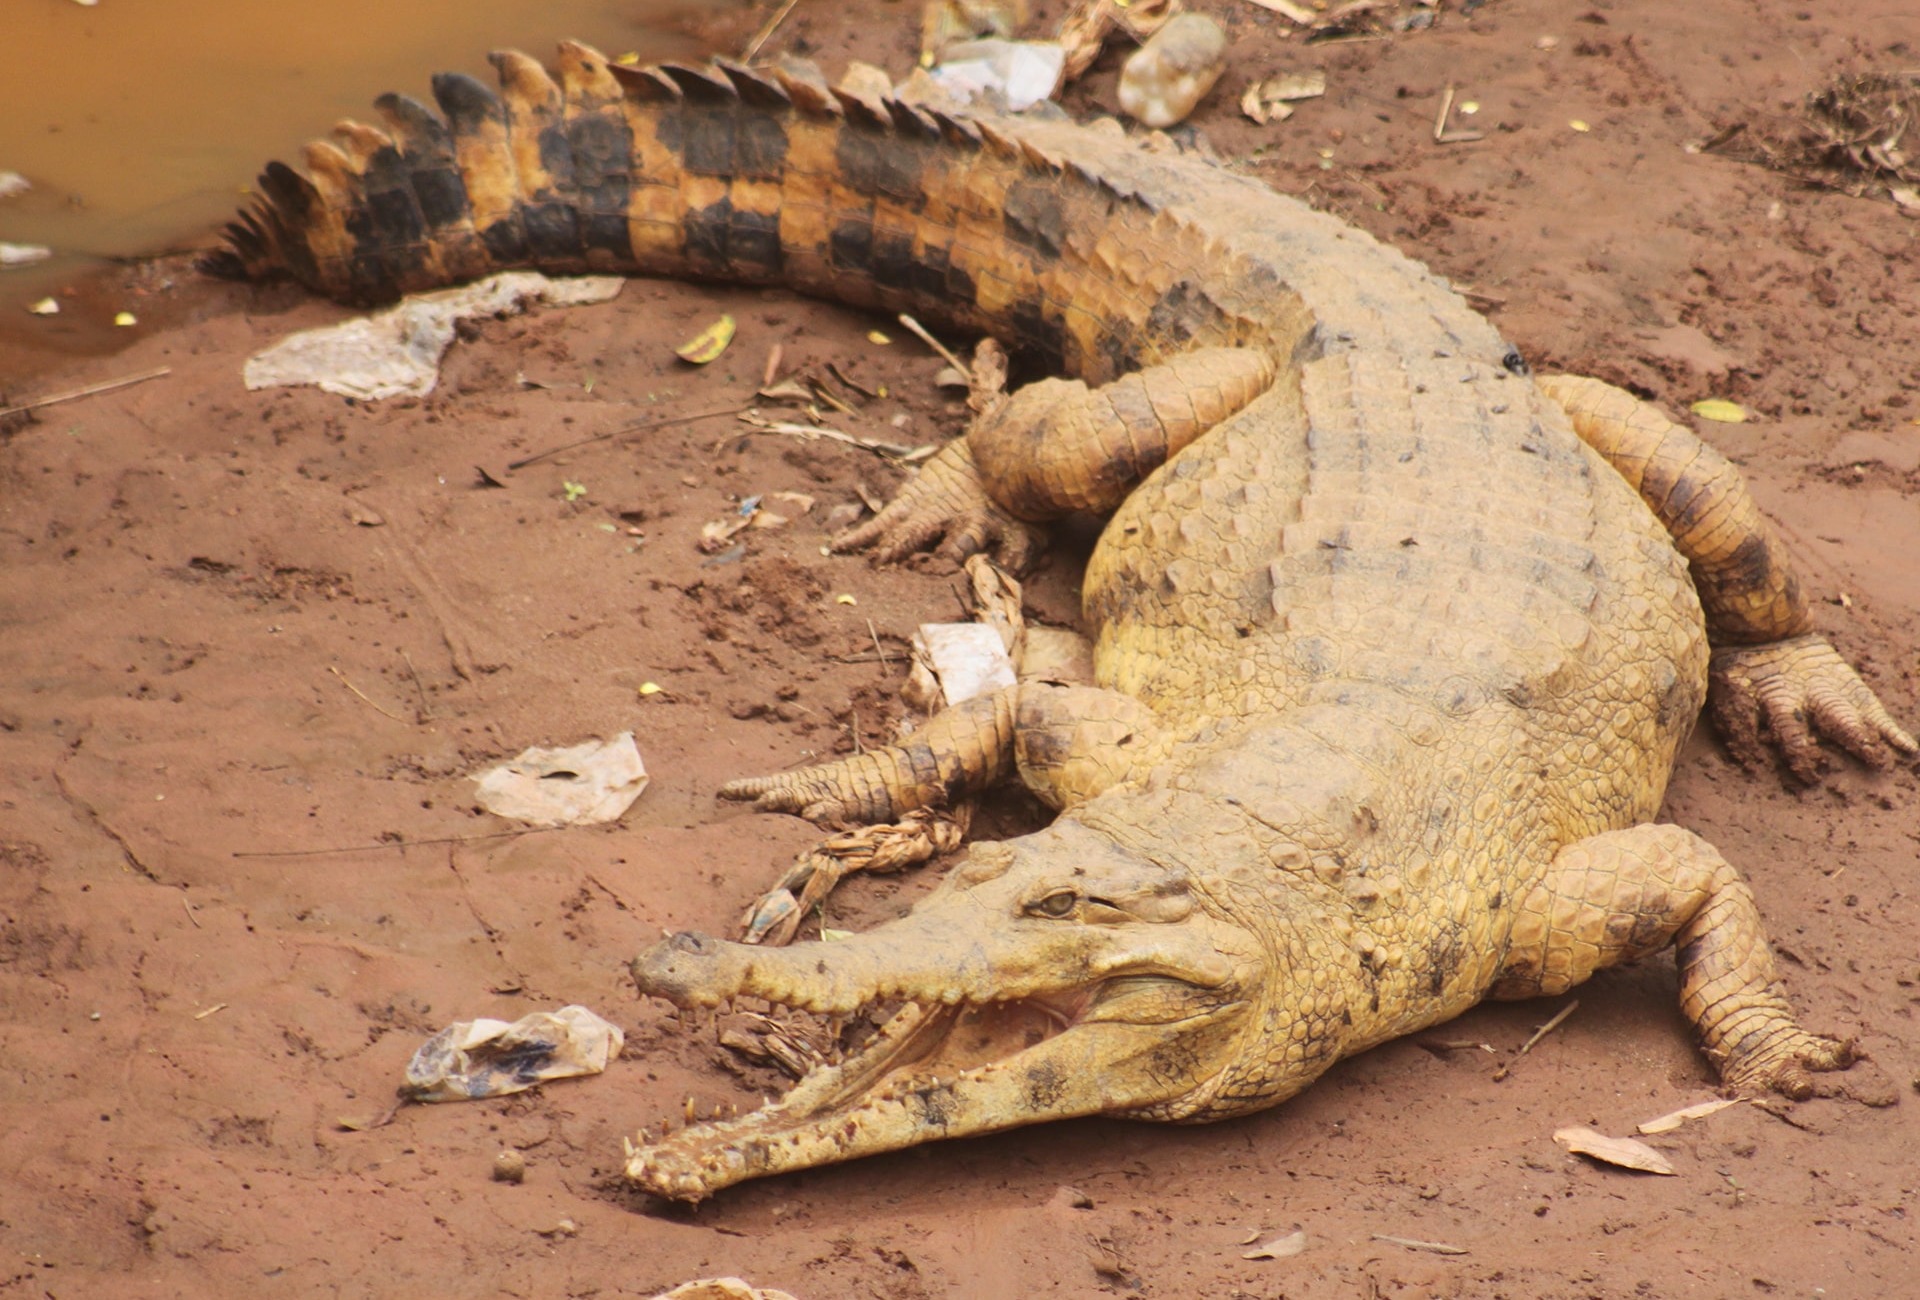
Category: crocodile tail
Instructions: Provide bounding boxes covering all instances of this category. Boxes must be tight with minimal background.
[206,42,1224,381]
[206,41,654,301]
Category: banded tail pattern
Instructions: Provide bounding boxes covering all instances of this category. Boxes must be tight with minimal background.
[206,41,1251,383]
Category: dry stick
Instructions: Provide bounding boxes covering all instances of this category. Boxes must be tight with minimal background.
[1371,1234,1469,1257]
[181,892,202,929]
[400,649,433,722]
[507,405,751,471]
[866,617,892,672]
[896,313,969,373]
[0,366,172,419]
[231,827,561,859]
[740,0,802,61]
[329,665,411,724]
[1492,998,1579,1081]
[1432,84,1486,145]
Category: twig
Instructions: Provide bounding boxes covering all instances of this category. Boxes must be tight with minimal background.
[181,892,202,929]
[1371,1234,1469,1256]
[507,405,751,471]
[762,342,785,388]
[194,1003,228,1020]
[1516,998,1580,1055]
[0,366,172,420]
[735,411,932,460]
[896,314,969,373]
[230,827,561,859]
[329,665,411,724]
[401,650,433,722]
[740,0,801,61]
[866,617,892,672]
[1432,85,1486,145]
[1493,999,1578,1080]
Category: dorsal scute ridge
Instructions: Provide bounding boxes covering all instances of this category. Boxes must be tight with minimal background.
[607,62,683,102]
[926,107,983,151]
[331,120,396,166]
[831,87,893,131]
[768,60,839,114]
[713,59,793,110]
[655,62,740,103]
[974,120,1022,160]
[885,98,942,139]
[1017,138,1062,173]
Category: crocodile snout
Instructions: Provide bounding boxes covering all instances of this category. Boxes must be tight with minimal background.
[629,930,724,1004]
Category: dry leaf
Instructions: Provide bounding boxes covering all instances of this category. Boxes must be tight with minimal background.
[1636,1098,1740,1135]
[1242,1226,1308,1260]
[676,314,736,364]
[1690,397,1749,423]
[1262,70,1327,101]
[1553,1125,1676,1175]
[1242,0,1316,22]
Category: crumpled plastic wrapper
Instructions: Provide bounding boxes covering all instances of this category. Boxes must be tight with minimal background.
[650,1281,799,1300]
[924,38,1067,111]
[243,271,625,400]
[402,1005,625,1102]
[471,732,648,827]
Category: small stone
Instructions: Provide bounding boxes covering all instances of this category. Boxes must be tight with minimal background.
[1118,13,1228,128]
[493,1149,527,1183]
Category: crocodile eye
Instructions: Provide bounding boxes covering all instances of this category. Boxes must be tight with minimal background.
[1030,889,1078,918]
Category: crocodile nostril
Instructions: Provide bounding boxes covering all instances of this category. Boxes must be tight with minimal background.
[669,931,712,955]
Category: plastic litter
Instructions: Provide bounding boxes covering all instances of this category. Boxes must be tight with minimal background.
[402,1005,625,1102]
[471,732,649,827]
[243,271,625,400]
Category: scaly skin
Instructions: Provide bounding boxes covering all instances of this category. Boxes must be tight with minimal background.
[223,44,1917,1201]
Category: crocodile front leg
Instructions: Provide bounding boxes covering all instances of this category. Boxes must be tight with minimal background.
[721,682,1165,939]
[838,346,1276,569]
[1492,823,1855,1099]
[721,681,1163,821]
[1539,373,1915,778]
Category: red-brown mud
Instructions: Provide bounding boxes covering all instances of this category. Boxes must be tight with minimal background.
[4,2,1918,1296]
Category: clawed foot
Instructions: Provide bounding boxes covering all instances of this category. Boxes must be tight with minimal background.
[1709,634,1917,782]
[1717,1027,1860,1101]
[734,810,970,945]
[832,438,1048,572]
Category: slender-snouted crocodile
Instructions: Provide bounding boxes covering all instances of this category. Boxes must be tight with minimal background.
[216,43,1917,1203]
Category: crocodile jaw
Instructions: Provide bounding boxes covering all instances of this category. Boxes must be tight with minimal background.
[624,928,1246,1201]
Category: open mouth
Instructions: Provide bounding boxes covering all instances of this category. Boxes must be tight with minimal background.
[623,968,1234,1201]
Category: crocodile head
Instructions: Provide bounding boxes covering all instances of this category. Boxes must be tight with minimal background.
[624,816,1274,1200]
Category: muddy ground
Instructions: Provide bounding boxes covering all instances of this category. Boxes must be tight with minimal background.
[5,1,1920,1296]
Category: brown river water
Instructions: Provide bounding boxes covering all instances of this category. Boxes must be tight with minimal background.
[0,0,725,374]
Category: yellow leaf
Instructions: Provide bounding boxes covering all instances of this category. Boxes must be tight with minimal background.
[1568,119,1591,132]
[114,311,137,327]
[867,330,891,345]
[835,593,858,606]
[638,682,663,697]
[1689,398,1749,424]
[615,51,641,65]
[675,314,736,365]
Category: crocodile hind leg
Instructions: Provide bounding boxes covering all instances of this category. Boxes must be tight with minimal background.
[723,682,1163,939]
[1539,373,1915,778]
[839,346,1277,570]
[1492,823,1855,1098]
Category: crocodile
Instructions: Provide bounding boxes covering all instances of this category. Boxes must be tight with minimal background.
[218,42,1917,1203]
